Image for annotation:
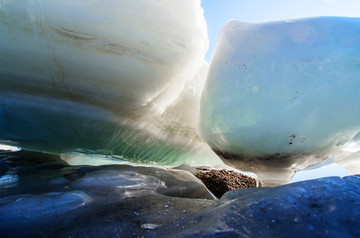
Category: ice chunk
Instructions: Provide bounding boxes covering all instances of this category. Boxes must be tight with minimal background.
[200,17,360,185]
[0,191,91,219]
[0,1,222,166]
[71,170,164,198]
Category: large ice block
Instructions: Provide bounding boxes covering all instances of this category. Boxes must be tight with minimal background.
[200,17,360,185]
[0,0,222,166]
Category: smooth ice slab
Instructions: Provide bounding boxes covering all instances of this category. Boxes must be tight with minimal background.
[0,0,208,112]
[0,0,221,166]
[0,191,91,219]
[200,17,360,184]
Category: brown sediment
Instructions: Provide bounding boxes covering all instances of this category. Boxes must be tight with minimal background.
[194,169,261,198]
[212,149,304,169]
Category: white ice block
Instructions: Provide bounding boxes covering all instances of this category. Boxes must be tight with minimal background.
[0,0,222,167]
[199,17,360,184]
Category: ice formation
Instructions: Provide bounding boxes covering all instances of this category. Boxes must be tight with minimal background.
[1,1,360,236]
[200,17,360,185]
[1,150,359,237]
[1,1,359,186]
[0,0,222,167]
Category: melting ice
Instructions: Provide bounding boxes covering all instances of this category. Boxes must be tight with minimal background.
[199,17,360,184]
[0,0,222,167]
[0,1,359,185]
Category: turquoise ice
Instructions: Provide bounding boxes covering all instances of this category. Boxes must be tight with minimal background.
[200,17,360,184]
[0,0,222,167]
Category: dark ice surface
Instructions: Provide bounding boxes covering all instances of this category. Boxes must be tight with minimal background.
[0,151,359,237]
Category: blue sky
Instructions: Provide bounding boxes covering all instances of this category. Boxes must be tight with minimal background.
[201,0,360,61]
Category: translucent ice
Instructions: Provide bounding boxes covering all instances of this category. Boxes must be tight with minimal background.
[200,17,360,185]
[0,0,222,166]
[0,191,91,219]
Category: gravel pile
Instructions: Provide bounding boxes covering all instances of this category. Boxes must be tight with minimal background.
[195,169,261,198]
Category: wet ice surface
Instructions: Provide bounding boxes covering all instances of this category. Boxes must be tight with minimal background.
[0,191,91,219]
[165,175,360,238]
[0,151,215,237]
[1,151,359,237]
